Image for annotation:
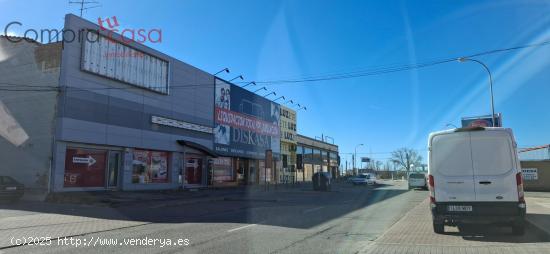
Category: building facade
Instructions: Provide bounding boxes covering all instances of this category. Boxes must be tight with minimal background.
[279,105,297,183]
[296,135,339,181]
[0,36,61,197]
[212,79,281,186]
[1,14,340,195]
[1,14,218,194]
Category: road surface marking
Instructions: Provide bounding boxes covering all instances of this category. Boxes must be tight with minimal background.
[303,206,325,213]
[227,224,257,232]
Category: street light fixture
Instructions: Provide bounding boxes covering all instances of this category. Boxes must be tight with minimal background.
[445,123,458,129]
[241,81,256,88]
[273,96,285,102]
[213,68,230,76]
[457,57,496,127]
[354,144,364,175]
[254,87,267,93]
[229,75,244,82]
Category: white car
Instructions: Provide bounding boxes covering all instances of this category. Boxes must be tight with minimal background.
[408,172,427,190]
[351,173,377,185]
[428,127,526,235]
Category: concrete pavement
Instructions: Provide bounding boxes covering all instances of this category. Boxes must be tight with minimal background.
[1,180,549,254]
[525,192,550,238]
[1,180,420,253]
[362,193,550,254]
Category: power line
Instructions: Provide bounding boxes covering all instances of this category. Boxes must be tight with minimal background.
[2,39,549,93]
[252,39,550,85]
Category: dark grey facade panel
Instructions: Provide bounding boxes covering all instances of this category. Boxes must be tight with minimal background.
[58,14,216,153]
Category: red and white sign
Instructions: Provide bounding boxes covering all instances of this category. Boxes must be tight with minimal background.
[72,155,97,166]
[215,107,279,137]
[64,148,107,188]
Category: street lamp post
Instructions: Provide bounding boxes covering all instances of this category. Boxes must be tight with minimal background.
[354,144,364,175]
[458,57,496,127]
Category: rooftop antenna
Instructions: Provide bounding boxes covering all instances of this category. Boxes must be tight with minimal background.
[69,0,101,17]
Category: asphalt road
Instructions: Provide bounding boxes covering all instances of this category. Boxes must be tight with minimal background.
[1,180,548,254]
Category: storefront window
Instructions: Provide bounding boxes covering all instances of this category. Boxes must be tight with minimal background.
[313,149,321,161]
[64,148,107,188]
[304,147,313,160]
[259,160,271,183]
[132,149,170,184]
[297,146,303,155]
[185,155,203,185]
[212,157,233,183]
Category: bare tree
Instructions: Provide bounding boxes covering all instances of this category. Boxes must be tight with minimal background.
[390,148,423,173]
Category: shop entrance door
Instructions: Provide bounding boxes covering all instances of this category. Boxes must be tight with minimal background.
[248,161,257,185]
[107,151,121,189]
[185,155,203,185]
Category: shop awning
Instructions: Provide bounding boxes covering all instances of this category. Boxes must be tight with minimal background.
[177,140,218,157]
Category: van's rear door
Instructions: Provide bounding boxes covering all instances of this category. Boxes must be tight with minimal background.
[431,132,476,202]
[470,130,518,202]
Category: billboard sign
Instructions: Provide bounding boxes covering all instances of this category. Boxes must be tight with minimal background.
[214,79,280,159]
[461,114,502,128]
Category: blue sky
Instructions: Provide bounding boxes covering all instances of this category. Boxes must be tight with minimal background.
[1,0,549,166]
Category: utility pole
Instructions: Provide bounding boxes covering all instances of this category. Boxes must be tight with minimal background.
[69,0,101,17]
[458,57,496,127]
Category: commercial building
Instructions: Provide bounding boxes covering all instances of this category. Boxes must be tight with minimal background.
[296,135,339,181]
[279,105,297,183]
[1,14,217,194]
[212,79,281,186]
[0,14,339,195]
[519,145,550,192]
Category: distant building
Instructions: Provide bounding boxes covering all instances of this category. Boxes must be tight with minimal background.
[279,105,297,183]
[296,135,339,181]
[519,145,550,192]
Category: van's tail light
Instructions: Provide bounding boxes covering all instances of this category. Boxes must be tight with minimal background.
[428,175,436,204]
[516,172,526,206]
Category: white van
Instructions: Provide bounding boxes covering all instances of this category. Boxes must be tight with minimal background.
[428,127,526,234]
[408,172,427,190]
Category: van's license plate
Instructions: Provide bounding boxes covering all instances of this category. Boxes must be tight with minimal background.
[447,205,472,212]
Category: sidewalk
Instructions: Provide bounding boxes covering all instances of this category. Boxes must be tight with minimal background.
[363,194,550,254]
[526,192,550,237]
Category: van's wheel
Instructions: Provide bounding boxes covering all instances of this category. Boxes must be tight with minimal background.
[512,222,525,236]
[433,221,444,234]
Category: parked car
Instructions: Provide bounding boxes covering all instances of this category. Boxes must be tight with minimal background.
[351,173,377,185]
[428,127,526,235]
[0,176,25,202]
[312,172,332,191]
[408,172,427,190]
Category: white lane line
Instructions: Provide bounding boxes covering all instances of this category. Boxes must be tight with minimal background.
[303,206,325,213]
[227,224,257,232]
